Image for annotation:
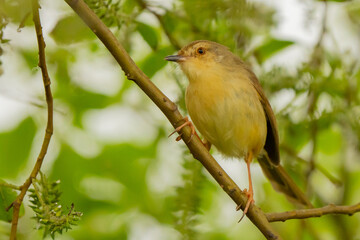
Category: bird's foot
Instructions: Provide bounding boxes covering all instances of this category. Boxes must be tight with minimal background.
[168,117,196,143]
[238,188,255,222]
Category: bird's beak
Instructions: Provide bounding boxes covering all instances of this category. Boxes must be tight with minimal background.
[165,55,186,62]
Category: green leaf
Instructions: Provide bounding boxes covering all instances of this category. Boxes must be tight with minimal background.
[58,86,113,127]
[162,12,176,35]
[0,118,36,178]
[173,152,205,239]
[0,0,32,25]
[49,136,164,221]
[283,121,311,151]
[254,38,294,63]
[317,0,348,2]
[50,15,95,45]
[347,1,360,26]
[122,0,138,15]
[317,127,343,155]
[136,22,159,50]
[0,181,21,222]
[139,46,173,78]
[20,50,38,71]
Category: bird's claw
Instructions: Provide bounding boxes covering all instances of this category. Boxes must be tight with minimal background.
[238,188,255,223]
[175,134,182,141]
[168,117,196,143]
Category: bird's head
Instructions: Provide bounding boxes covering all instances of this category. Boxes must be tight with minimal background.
[165,40,236,81]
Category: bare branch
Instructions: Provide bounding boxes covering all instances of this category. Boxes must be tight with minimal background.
[64,0,281,239]
[266,203,360,222]
[8,1,53,239]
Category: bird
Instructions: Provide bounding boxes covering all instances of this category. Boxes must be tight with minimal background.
[165,40,312,217]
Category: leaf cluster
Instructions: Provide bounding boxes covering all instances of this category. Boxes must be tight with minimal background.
[173,151,205,240]
[85,0,138,29]
[29,173,82,239]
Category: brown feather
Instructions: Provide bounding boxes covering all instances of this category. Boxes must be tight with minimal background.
[257,152,313,208]
[246,69,280,165]
[246,67,312,207]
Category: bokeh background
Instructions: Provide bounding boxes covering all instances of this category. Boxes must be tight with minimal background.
[1,0,360,239]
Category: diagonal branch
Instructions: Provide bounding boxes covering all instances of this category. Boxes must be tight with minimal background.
[7,1,54,239]
[64,0,281,239]
[266,203,360,222]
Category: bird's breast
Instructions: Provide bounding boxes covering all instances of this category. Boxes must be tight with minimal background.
[185,73,267,159]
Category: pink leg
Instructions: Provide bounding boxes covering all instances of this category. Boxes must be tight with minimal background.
[239,151,255,222]
[168,117,196,143]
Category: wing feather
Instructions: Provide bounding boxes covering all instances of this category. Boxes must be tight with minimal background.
[247,69,280,165]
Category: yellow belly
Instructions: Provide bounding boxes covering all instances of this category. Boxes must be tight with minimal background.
[185,74,267,159]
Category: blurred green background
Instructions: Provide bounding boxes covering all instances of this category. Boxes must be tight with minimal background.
[0,0,360,239]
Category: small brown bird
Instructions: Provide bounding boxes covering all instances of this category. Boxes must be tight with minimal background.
[166,40,312,217]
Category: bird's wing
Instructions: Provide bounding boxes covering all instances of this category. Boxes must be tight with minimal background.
[247,70,280,165]
[246,69,312,207]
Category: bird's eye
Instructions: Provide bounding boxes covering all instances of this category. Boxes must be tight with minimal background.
[197,47,205,55]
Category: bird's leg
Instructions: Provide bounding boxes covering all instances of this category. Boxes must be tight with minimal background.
[244,158,254,212]
[238,151,254,222]
[168,117,196,143]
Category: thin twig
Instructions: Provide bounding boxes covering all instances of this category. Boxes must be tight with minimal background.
[0,90,64,115]
[313,1,327,55]
[266,203,360,222]
[31,178,46,209]
[7,1,53,239]
[0,182,21,191]
[309,1,327,67]
[305,92,318,195]
[305,1,328,194]
[64,0,281,239]
[281,144,342,186]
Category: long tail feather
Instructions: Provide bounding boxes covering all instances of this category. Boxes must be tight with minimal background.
[258,152,313,208]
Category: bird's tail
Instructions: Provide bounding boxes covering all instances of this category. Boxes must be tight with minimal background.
[257,153,313,208]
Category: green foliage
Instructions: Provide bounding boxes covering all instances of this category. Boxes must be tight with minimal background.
[139,46,173,78]
[0,5,9,68]
[175,0,275,54]
[29,173,82,239]
[136,22,159,50]
[173,151,205,240]
[85,0,122,28]
[20,50,38,71]
[0,9,9,45]
[253,38,295,63]
[1,0,360,239]
[0,0,31,25]
[320,0,349,2]
[0,181,19,222]
[347,1,360,26]
[50,15,96,44]
[0,118,36,179]
[85,0,138,29]
[317,127,343,155]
